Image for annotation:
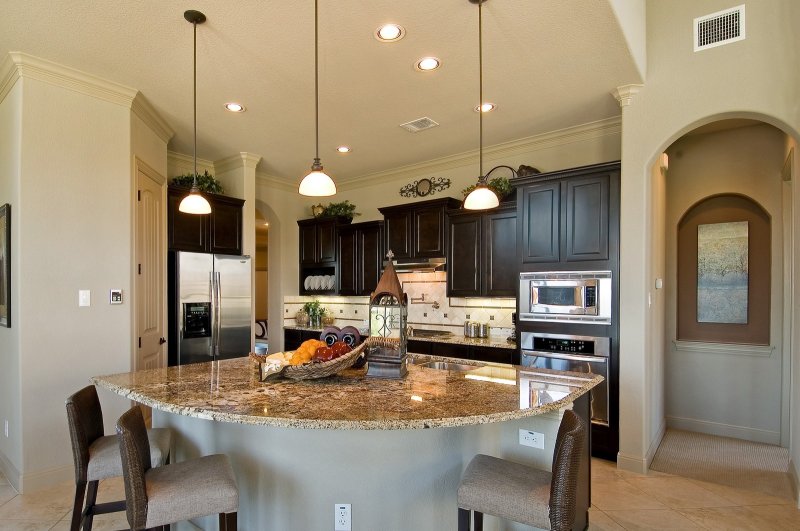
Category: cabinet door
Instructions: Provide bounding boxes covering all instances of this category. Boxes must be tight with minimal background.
[565,175,609,262]
[299,223,317,264]
[414,206,445,257]
[168,190,208,252]
[210,201,242,255]
[471,346,514,365]
[317,219,337,263]
[520,182,560,263]
[337,228,358,295]
[447,215,481,296]
[284,329,304,351]
[483,209,517,296]
[359,224,383,295]
[384,210,412,259]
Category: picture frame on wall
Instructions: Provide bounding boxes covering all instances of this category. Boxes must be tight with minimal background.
[0,203,9,328]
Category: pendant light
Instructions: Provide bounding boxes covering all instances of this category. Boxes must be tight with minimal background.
[299,0,337,196]
[178,10,212,215]
[463,0,499,211]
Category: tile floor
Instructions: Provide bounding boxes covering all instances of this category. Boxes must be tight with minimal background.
[0,459,798,530]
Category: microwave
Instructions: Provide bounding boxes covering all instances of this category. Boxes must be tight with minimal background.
[519,271,612,324]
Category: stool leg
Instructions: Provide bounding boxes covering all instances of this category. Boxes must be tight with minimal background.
[458,508,471,531]
[474,511,483,531]
[82,480,99,530]
[70,481,86,531]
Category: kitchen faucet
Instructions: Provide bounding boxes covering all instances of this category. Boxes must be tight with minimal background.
[410,293,439,309]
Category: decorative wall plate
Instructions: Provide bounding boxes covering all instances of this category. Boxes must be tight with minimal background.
[399,176,451,198]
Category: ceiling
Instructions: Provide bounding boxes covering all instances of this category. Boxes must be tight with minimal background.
[1,0,642,185]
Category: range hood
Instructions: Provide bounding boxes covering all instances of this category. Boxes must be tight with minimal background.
[383,257,446,273]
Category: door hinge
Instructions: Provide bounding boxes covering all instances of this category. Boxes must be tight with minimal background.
[138,264,141,275]
[138,337,141,348]
[137,190,141,201]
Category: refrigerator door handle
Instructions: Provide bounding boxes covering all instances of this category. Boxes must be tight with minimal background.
[214,271,222,356]
[209,271,216,357]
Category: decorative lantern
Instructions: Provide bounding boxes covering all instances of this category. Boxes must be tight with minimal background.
[366,251,408,378]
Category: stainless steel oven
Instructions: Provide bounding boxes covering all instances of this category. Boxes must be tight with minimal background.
[520,332,609,426]
[519,270,612,324]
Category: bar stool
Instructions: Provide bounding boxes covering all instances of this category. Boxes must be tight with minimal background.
[457,409,586,531]
[66,385,172,531]
[116,406,239,530]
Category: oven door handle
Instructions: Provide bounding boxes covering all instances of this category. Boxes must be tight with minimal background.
[521,350,607,364]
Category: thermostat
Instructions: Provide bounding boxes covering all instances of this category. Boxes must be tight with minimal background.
[110,289,123,304]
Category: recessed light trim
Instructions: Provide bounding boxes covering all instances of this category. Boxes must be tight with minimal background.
[474,102,495,113]
[336,146,351,153]
[415,57,441,71]
[375,24,405,42]
[224,102,246,112]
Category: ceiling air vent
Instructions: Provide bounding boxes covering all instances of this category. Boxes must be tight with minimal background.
[399,116,439,133]
[694,4,745,52]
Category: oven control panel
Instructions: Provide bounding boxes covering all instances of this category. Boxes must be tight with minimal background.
[532,337,594,354]
[520,332,610,358]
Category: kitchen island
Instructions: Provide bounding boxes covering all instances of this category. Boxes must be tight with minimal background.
[93,355,602,531]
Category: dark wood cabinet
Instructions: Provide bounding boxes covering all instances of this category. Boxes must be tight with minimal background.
[338,221,383,296]
[516,162,618,268]
[447,204,516,297]
[284,328,323,351]
[167,186,244,255]
[298,218,339,265]
[379,198,461,260]
[407,339,516,365]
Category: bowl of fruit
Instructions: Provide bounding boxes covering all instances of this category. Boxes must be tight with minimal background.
[258,338,366,381]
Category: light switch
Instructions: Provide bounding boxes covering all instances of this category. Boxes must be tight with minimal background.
[78,290,91,307]
[110,289,123,304]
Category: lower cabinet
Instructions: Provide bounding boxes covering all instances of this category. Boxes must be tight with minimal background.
[407,340,517,365]
[284,329,323,351]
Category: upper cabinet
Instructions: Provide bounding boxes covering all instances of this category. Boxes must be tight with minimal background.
[514,162,619,269]
[297,217,352,295]
[167,185,244,255]
[447,203,517,297]
[379,197,461,259]
[338,221,383,296]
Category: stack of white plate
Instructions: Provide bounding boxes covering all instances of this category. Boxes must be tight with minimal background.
[303,275,335,291]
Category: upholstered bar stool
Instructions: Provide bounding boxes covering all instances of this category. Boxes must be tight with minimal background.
[457,409,586,531]
[116,406,239,530]
[66,385,172,531]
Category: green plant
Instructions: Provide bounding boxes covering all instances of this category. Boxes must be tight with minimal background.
[321,200,360,219]
[171,171,225,194]
[302,299,325,318]
[461,176,513,200]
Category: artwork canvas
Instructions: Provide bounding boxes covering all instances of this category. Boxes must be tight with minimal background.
[0,204,9,327]
[697,221,748,324]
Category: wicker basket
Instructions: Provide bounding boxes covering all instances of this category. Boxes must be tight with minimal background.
[280,341,367,380]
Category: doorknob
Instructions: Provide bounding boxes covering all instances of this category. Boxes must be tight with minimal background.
[159,337,167,345]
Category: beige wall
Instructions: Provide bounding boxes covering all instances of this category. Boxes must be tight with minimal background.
[617,0,800,473]
[664,124,787,444]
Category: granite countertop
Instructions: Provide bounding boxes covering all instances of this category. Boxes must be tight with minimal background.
[284,325,515,350]
[93,355,602,431]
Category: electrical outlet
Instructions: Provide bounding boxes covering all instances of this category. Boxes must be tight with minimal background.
[78,290,91,307]
[519,428,544,449]
[334,503,351,531]
[4,420,8,438]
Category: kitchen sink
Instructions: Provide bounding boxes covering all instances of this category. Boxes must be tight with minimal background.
[409,329,453,338]
[417,361,479,372]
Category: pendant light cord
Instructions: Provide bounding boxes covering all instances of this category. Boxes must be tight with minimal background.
[192,17,198,186]
[478,0,484,180]
[314,0,320,162]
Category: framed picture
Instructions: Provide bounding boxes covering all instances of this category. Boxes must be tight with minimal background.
[0,203,9,328]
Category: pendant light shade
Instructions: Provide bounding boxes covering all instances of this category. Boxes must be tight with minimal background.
[463,0,499,211]
[179,9,212,215]
[299,0,337,197]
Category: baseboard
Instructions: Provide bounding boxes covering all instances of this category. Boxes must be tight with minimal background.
[789,458,799,507]
[645,420,667,470]
[0,450,21,492]
[616,451,648,475]
[19,463,73,494]
[665,415,780,445]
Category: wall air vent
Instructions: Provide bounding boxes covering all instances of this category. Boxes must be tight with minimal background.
[399,116,439,133]
[694,4,745,51]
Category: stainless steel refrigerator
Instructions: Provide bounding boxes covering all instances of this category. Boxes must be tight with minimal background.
[171,251,252,365]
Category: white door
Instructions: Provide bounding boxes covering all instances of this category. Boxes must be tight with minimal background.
[136,161,166,371]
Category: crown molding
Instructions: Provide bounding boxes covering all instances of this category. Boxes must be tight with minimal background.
[5,51,137,107]
[612,84,644,107]
[131,93,174,144]
[215,152,263,174]
[255,170,295,192]
[337,116,622,190]
[167,150,215,175]
[0,54,20,105]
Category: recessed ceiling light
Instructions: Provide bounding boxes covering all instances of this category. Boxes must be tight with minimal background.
[336,146,351,153]
[474,102,495,113]
[375,24,405,42]
[415,57,441,71]
[224,102,246,112]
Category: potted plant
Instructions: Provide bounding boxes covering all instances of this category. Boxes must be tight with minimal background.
[170,171,225,195]
[321,200,359,221]
[461,176,513,202]
[302,299,326,328]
